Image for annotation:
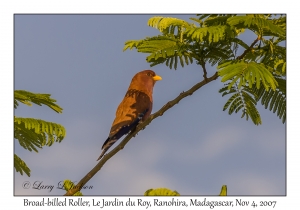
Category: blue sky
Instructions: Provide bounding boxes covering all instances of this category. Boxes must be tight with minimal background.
[14,14,285,196]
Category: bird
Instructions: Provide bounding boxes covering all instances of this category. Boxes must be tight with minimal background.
[97,70,162,160]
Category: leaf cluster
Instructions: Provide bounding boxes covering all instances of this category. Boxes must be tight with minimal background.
[63,180,83,196]
[14,154,31,177]
[219,76,286,125]
[15,90,63,113]
[14,90,66,177]
[15,117,65,151]
[144,188,180,196]
[124,14,286,125]
[144,185,227,196]
[218,60,278,91]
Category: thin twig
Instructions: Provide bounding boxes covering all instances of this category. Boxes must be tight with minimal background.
[64,72,219,196]
[237,36,261,60]
[200,61,208,82]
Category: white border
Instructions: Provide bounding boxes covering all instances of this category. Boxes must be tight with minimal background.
[2,0,296,209]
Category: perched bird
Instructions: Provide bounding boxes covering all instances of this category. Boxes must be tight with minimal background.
[97,70,162,160]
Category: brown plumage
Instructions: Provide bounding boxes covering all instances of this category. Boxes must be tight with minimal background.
[97,70,162,160]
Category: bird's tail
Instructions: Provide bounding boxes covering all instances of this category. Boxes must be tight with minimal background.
[97,148,109,161]
[97,137,117,161]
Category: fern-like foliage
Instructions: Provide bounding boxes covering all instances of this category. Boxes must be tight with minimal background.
[124,14,286,125]
[218,60,278,91]
[219,185,227,196]
[254,38,286,76]
[144,185,227,196]
[63,180,83,196]
[227,15,285,38]
[144,188,180,196]
[14,90,66,176]
[147,16,192,35]
[219,76,285,125]
[249,77,286,123]
[124,15,237,70]
[186,25,235,43]
[15,90,63,113]
[14,154,31,177]
[220,84,262,125]
[15,117,66,151]
[124,35,194,69]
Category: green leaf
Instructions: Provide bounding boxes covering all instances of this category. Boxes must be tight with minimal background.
[227,15,285,37]
[14,154,31,177]
[14,90,63,113]
[218,60,278,91]
[186,25,233,43]
[144,188,180,196]
[147,16,191,34]
[14,117,66,152]
[219,185,227,196]
[63,180,83,196]
[247,77,286,123]
[219,84,262,125]
[231,38,249,49]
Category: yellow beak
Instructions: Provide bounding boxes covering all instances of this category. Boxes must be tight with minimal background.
[152,75,162,81]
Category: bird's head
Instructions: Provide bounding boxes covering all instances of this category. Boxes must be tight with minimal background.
[129,70,162,92]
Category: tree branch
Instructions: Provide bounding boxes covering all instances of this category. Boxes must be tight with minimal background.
[237,36,261,60]
[64,72,219,196]
[200,61,208,82]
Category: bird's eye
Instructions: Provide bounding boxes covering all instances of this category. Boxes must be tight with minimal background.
[146,72,151,76]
